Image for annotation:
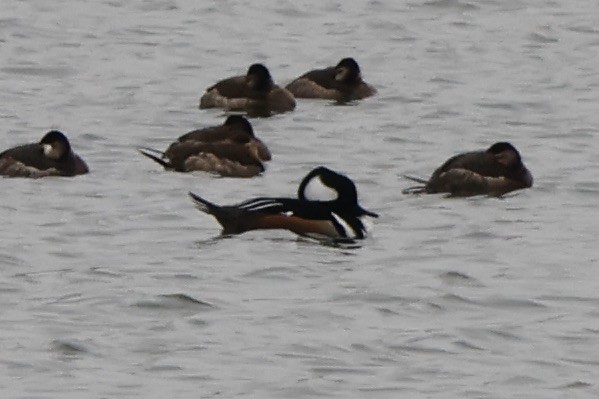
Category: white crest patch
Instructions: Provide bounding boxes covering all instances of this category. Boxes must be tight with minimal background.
[303,175,338,202]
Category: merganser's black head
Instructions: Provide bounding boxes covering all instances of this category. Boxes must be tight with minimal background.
[298,166,378,217]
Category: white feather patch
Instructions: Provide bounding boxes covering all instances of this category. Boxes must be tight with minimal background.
[43,144,54,157]
[43,143,62,160]
[303,175,338,202]
[239,199,281,211]
[331,212,354,238]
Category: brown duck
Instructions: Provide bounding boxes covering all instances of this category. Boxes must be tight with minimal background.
[403,142,533,197]
[286,58,376,103]
[0,130,88,178]
[199,63,295,117]
[139,115,271,178]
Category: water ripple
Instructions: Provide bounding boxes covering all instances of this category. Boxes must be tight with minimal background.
[133,294,214,310]
[50,339,90,355]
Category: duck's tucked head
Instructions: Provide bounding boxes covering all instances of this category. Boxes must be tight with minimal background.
[486,142,533,187]
[486,142,522,168]
[246,63,273,91]
[334,58,361,83]
[298,166,378,217]
[40,130,71,160]
[224,115,255,137]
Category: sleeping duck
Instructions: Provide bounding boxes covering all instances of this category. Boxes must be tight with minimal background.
[0,130,88,178]
[199,63,296,117]
[139,115,271,178]
[285,58,376,103]
[403,142,533,197]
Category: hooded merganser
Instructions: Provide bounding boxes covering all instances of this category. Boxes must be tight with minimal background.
[199,63,296,117]
[189,166,378,240]
[139,115,271,178]
[0,130,88,178]
[403,142,533,197]
[285,58,376,103]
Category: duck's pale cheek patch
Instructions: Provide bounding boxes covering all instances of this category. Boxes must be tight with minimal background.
[43,144,60,159]
[303,176,338,201]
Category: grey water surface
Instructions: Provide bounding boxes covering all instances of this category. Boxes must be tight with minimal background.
[1,0,599,398]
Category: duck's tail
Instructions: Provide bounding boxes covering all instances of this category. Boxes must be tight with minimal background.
[188,192,219,215]
[189,191,244,235]
[402,175,427,194]
[138,147,171,169]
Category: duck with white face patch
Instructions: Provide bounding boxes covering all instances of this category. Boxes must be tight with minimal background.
[188,166,378,241]
[285,57,377,103]
[199,63,296,117]
[0,130,88,178]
